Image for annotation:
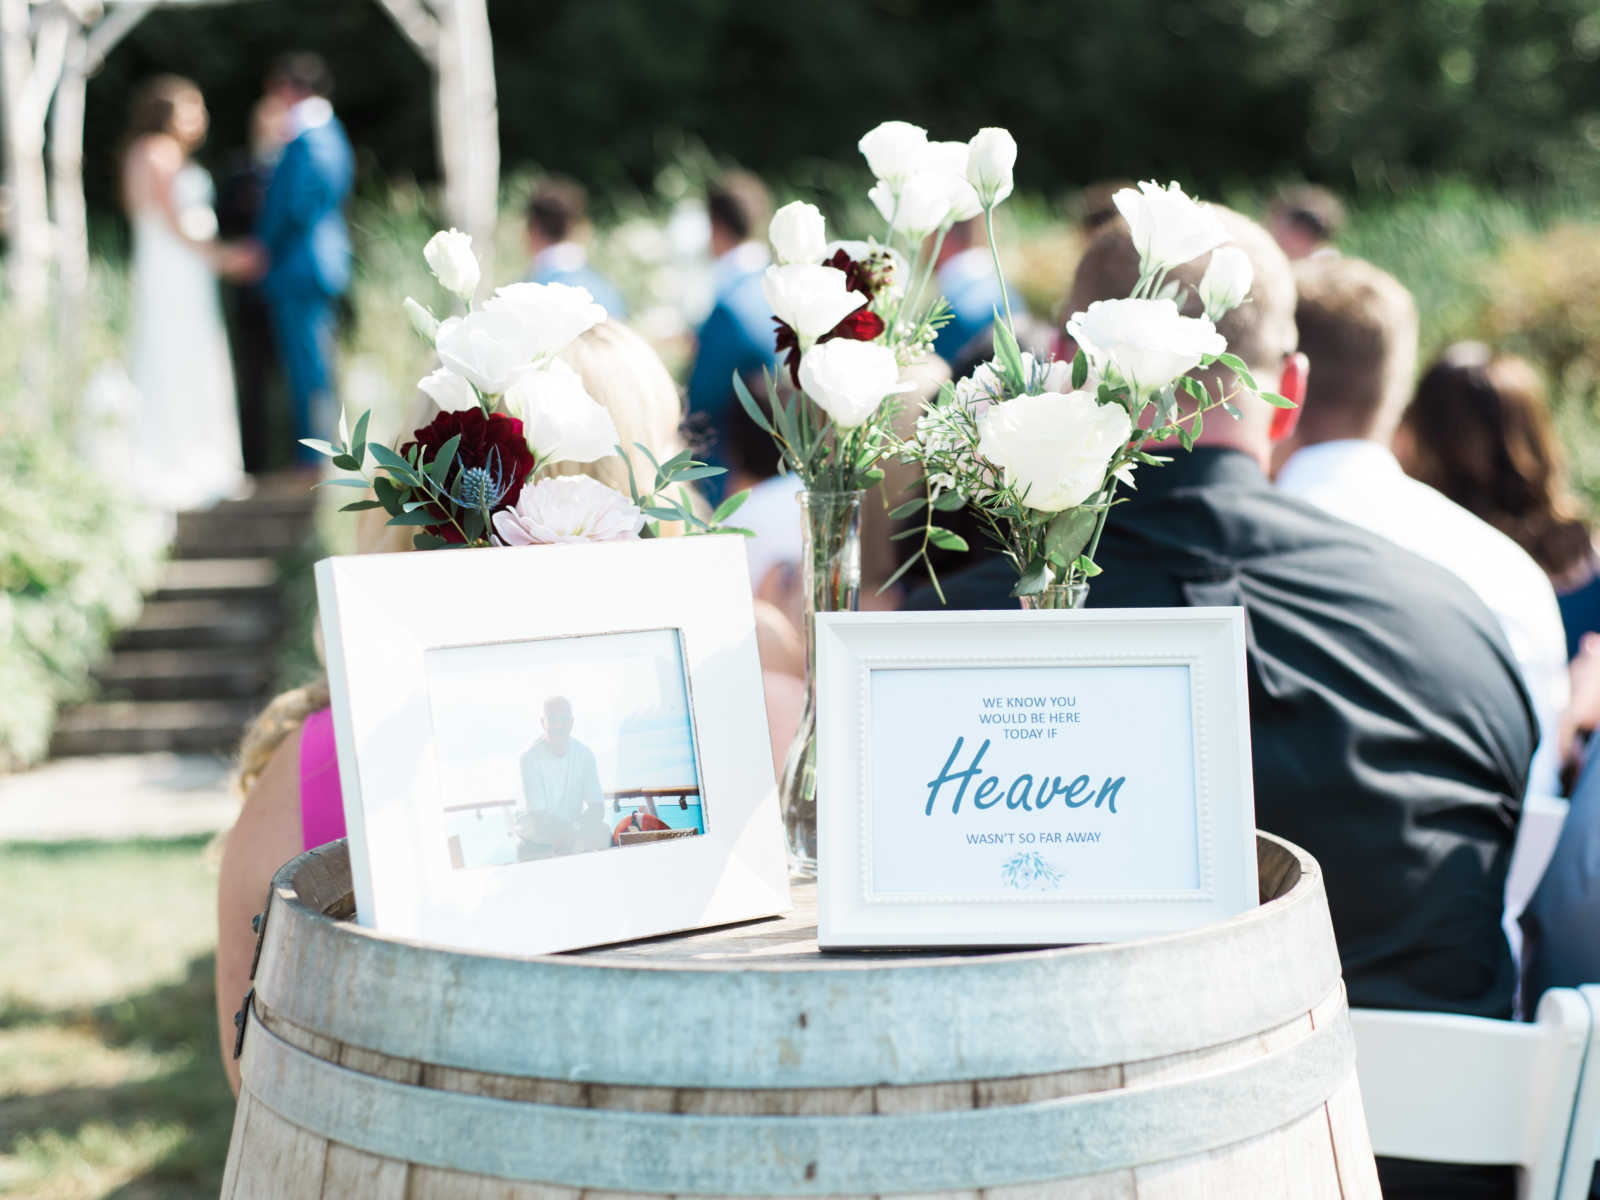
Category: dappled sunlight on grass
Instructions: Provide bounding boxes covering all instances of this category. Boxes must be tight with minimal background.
[0,838,234,1199]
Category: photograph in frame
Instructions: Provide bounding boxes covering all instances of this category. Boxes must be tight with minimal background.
[315,535,790,957]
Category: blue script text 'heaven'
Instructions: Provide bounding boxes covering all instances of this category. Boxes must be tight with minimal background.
[924,737,1126,817]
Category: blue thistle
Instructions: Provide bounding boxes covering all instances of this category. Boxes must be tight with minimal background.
[446,446,512,512]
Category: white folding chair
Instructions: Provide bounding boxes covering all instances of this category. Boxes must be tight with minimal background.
[1504,793,1571,971]
[1352,988,1591,1200]
[1557,984,1600,1200]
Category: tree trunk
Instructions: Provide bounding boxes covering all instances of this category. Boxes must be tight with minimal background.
[0,0,53,323]
[50,28,89,388]
[434,0,497,287]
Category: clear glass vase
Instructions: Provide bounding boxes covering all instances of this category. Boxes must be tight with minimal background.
[778,489,864,879]
[1020,581,1091,610]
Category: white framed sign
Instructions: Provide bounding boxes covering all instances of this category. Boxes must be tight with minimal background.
[315,534,790,956]
[815,608,1256,948]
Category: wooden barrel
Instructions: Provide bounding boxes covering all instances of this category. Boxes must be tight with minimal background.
[223,833,1379,1198]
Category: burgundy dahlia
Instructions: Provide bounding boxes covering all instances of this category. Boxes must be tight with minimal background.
[399,408,535,542]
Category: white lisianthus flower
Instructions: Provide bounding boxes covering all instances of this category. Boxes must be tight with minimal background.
[435,308,541,395]
[1112,181,1229,274]
[423,228,480,300]
[966,128,1017,208]
[483,281,608,357]
[858,120,929,190]
[977,391,1132,512]
[503,359,619,465]
[492,475,644,546]
[918,140,984,224]
[797,339,913,429]
[1198,245,1254,321]
[769,201,828,266]
[403,297,440,343]
[1066,298,1227,397]
[869,173,954,240]
[762,264,868,344]
[418,367,478,413]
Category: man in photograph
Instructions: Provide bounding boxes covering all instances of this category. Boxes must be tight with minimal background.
[517,696,606,859]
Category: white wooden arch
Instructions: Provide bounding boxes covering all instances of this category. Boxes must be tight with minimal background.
[0,0,497,350]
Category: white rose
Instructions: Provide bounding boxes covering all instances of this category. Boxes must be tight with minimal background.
[1112,181,1229,274]
[977,391,1132,512]
[966,128,1017,208]
[503,359,619,465]
[858,120,929,189]
[769,201,827,266]
[403,297,439,343]
[483,281,608,357]
[1066,298,1226,397]
[493,475,644,546]
[422,228,480,300]
[761,264,868,344]
[1198,245,1254,321]
[418,367,478,413]
[916,140,983,224]
[797,339,912,429]
[435,308,540,395]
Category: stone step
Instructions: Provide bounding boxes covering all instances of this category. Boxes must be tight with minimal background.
[92,649,275,702]
[113,598,279,652]
[150,557,279,604]
[172,517,310,560]
[48,699,260,757]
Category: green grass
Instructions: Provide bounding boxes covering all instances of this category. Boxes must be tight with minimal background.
[0,838,234,1199]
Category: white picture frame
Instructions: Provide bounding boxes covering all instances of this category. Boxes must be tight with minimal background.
[314,534,790,956]
[815,607,1256,949]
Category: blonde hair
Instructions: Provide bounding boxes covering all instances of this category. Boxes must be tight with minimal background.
[235,318,690,791]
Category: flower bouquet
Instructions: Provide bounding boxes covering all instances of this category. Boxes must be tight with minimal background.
[305,229,743,548]
[899,179,1293,607]
[738,120,1024,875]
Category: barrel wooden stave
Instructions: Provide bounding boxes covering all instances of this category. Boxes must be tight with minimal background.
[226,834,1381,1199]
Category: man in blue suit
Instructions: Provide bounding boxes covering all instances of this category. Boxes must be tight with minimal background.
[932,217,1028,371]
[256,53,353,467]
[525,178,627,317]
[686,170,777,499]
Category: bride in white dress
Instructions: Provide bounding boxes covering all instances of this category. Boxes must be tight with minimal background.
[122,76,256,512]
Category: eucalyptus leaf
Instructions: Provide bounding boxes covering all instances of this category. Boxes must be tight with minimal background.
[461,509,485,541]
[932,490,967,512]
[711,489,751,523]
[316,477,373,489]
[386,509,439,526]
[1044,508,1097,564]
[338,499,384,512]
[888,497,925,520]
[412,533,451,551]
[1074,554,1104,578]
[429,433,462,488]
[331,453,362,472]
[1071,350,1088,390]
[992,313,1026,392]
[1217,352,1257,388]
[350,410,371,457]
[1260,391,1298,409]
[373,476,403,515]
[732,372,775,434]
[299,438,338,457]
[928,528,968,552]
[369,442,418,480]
[670,465,724,484]
[1011,558,1053,598]
[890,526,924,542]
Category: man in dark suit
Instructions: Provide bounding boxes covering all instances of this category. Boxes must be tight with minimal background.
[256,52,353,467]
[912,208,1535,1199]
[525,177,627,317]
[686,170,776,498]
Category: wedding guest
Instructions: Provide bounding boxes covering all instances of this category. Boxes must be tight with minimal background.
[686,170,776,495]
[215,319,697,1094]
[525,177,627,317]
[1266,184,1344,260]
[911,208,1534,1200]
[517,696,606,859]
[932,217,1028,368]
[255,52,353,467]
[1397,345,1600,662]
[1276,255,1569,799]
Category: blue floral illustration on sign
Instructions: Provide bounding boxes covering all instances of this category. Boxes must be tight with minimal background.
[1001,850,1063,891]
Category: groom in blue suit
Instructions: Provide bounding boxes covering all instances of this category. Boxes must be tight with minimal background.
[257,53,353,466]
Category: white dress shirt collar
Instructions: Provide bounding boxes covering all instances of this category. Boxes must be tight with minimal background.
[713,240,769,290]
[286,97,333,138]
[533,241,587,275]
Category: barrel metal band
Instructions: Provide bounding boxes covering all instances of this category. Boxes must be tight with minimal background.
[241,997,1356,1196]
